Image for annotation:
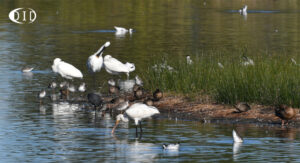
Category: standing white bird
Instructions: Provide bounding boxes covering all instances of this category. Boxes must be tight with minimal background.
[114,26,133,34]
[39,89,46,104]
[135,75,143,86]
[232,129,243,143]
[87,41,110,73]
[104,55,135,78]
[78,83,86,92]
[52,58,83,79]
[111,103,160,136]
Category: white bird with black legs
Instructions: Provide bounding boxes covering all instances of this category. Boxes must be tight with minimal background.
[114,26,133,34]
[111,103,160,137]
[87,41,110,73]
[104,55,135,78]
[52,58,83,79]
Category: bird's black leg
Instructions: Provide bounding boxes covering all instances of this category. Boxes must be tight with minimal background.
[139,121,143,133]
[94,106,97,120]
[135,125,138,137]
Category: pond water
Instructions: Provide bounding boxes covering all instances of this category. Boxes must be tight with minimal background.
[0,0,300,162]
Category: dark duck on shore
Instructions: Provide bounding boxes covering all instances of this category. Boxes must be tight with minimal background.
[275,105,296,126]
[234,102,251,113]
[153,89,163,101]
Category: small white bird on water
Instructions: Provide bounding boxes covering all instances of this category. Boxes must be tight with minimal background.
[52,58,83,79]
[104,55,135,78]
[114,26,133,34]
[162,143,180,150]
[232,129,243,143]
[22,67,34,73]
[111,103,160,136]
[87,41,110,73]
[239,5,247,15]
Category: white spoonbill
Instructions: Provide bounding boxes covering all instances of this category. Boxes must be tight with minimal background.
[111,103,160,136]
[104,55,135,78]
[114,26,133,34]
[52,58,83,79]
[87,41,110,73]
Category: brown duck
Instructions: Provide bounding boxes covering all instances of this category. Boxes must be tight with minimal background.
[275,105,296,126]
[234,102,251,113]
[153,89,163,101]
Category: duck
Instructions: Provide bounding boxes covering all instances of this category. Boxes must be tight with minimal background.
[275,105,296,126]
[144,98,154,106]
[153,89,163,101]
[234,102,251,113]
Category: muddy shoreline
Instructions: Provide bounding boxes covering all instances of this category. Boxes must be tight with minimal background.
[154,96,300,127]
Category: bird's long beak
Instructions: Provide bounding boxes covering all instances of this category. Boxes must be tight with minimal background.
[111,119,120,134]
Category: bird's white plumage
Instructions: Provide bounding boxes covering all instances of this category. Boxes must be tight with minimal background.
[125,103,160,125]
[239,5,247,15]
[87,41,110,73]
[232,130,243,143]
[163,143,180,150]
[52,58,83,79]
[104,55,135,77]
[135,75,143,86]
[186,56,193,65]
[39,90,46,98]
[108,79,116,86]
[78,83,86,92]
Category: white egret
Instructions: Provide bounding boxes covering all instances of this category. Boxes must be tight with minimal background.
[87,41,110,73]
[114,26,133,34]
[111,103,160,136]
[103,55,135,78]
[52,58,83,79]
[162,143,180,150]
[232,129,243,143]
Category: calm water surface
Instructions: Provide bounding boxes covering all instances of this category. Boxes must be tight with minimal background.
[0,0,300,162]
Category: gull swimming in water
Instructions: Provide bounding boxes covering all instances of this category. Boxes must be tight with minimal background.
[162,143,180,150]
[114,26,133,34]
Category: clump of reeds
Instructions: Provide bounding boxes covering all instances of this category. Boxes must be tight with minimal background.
[142,52,300,107]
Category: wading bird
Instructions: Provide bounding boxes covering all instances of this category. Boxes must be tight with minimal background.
[87,41,110,73]
[103,55,135,78]
[111,103,160,137]
[39,89,46,104]
[87,93,104,118]
[52,58,83,79]
[275,105,296,126]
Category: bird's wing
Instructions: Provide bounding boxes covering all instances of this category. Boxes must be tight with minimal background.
[57,61,83,79]
[126,103,159,119]
[104,57,128,73]
[114,26,126,31]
